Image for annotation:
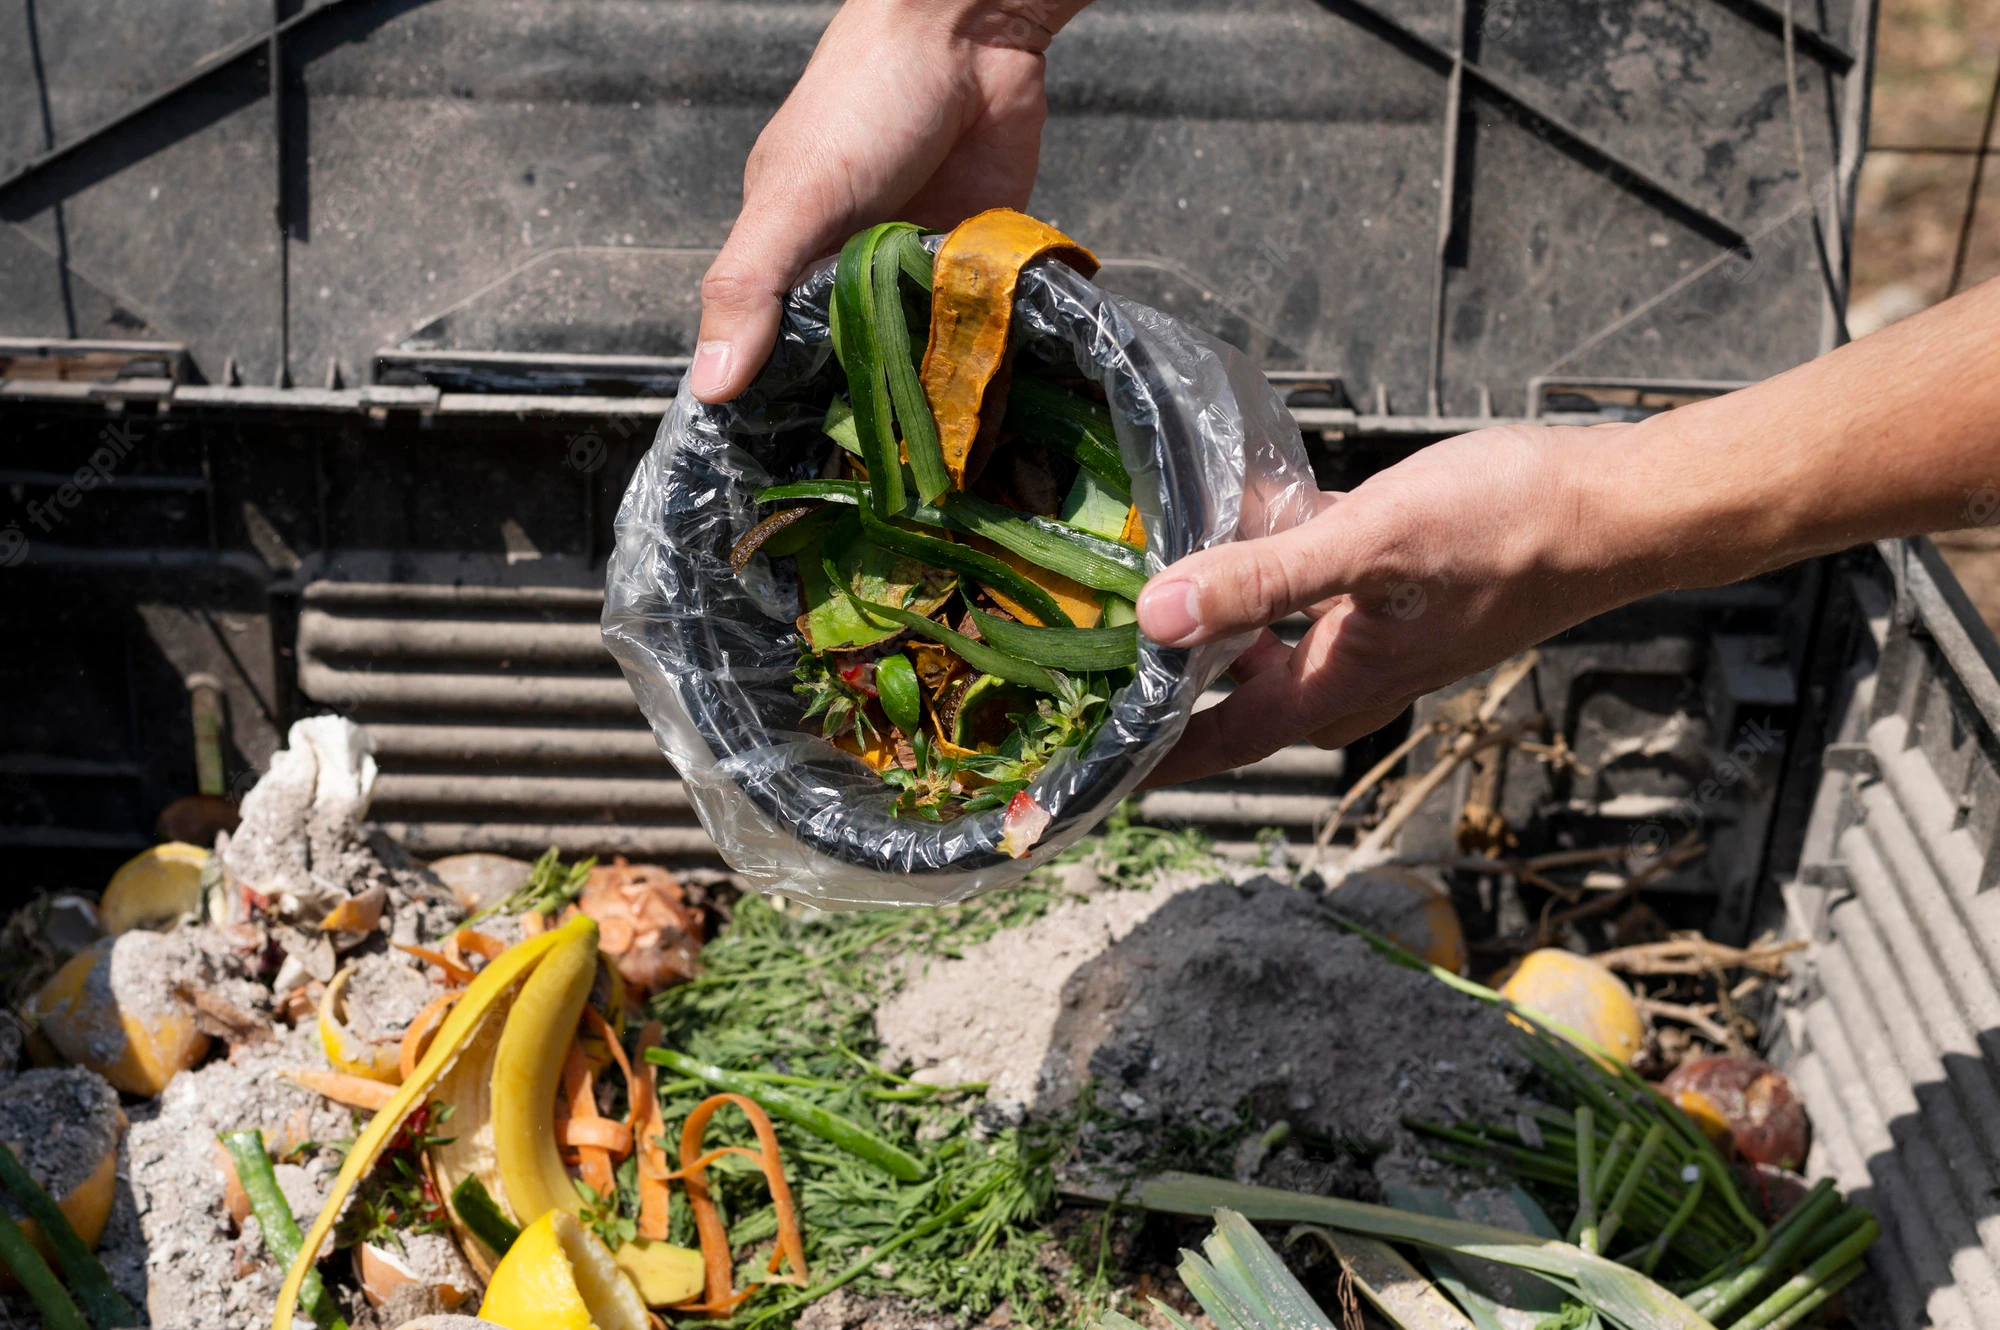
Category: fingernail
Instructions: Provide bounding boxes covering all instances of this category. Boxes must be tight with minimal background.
[689,340,734,400]
[1139,579,1201,645]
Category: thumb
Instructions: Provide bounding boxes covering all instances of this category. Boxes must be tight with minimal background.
[1136,499,1370,647]
[690,172,849,403]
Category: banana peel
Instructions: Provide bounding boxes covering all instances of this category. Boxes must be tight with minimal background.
[318,965,403,1085]
[272,917,703,1329]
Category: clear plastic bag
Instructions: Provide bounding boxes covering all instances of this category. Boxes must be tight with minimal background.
[602,252,1319,907]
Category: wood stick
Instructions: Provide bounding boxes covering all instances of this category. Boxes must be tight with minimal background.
[1351,713,1544,860]
[1311,721,1446,859]
[1592,936,1804,977]
[1636,997,1736,1048]
[1316,650,1542,866]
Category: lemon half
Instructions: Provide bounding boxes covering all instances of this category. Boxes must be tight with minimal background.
[98,842,207,935]
[478,1210,649,1330]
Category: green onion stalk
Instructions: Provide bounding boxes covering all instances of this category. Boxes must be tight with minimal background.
[221,1130,349,1330]
[0,1140,132,1329]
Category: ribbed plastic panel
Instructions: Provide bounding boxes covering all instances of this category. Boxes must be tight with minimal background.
[1777,542,2000,1329]
[295,580,1346,860]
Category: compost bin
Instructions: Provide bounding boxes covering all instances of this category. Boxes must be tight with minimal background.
[10,0,1992,1327]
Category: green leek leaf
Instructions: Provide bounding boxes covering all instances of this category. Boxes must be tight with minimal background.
[759,479,869,505]
[875,229,951,503]
[967,608,1137,670]
[1061,465,1133,539]
[1111,1176,1714,1330]
[1006,377,1131,496]
[833,225,906,516]
[940,493,1148,598]
[824,396,863,455]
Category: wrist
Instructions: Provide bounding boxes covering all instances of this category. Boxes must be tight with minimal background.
[1557,404,1818,603]
[867,0,1088,51]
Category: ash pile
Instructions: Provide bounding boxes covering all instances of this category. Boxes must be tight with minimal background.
[0,717,716,1330]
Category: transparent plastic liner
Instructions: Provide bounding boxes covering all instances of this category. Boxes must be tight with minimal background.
[602,253,1319,907]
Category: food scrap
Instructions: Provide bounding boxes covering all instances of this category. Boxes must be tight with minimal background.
[738,211,1148,834]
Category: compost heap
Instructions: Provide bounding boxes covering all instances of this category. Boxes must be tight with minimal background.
[0,718,1557,1330]
[0,723,1849,1330]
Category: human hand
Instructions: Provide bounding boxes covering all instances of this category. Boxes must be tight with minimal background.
[1132,277,2000,785]
[1135,423,1668,785]
[690,0,1085,403]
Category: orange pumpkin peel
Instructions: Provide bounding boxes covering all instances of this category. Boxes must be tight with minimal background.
[920,209,1097,489]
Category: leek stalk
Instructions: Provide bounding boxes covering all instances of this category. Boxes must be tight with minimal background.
[833,225,907,516]
[940,493,1148,598]
[967,608,1138,670]
[1597,1123,1666,1252]
[1574,1105,1599,1254]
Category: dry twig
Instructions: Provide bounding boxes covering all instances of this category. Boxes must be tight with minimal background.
[1314,651,1543,866]
[1635,996,1737,1048]
[1591,934,1804,978]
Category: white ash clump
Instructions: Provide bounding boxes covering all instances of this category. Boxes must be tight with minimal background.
[876,872,1526,1190]
[342,950,440,1045]
[122,1023,357,1330]
[219,716,462,962]
[221,716,386,920]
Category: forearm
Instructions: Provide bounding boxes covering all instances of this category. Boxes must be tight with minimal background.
[1575,276,2000,600]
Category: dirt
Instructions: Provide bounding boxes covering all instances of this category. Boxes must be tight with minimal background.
[0,1067,122,1216]
[798,1287,970,1330]
[876,871,1525,1188]
[343,950,439,1045]
[119,1023,360,1330]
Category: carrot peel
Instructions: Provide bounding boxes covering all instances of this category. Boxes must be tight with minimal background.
[282,1067,396,1112]
[676,1092,809,1311]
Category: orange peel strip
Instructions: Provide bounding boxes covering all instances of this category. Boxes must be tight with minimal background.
[281,1067,396,1111]
[1119,503,1146,549]
[395,943,475,987]
[522,910,546,937]
[561,1117,635,1153]
[397,990,461,1083]
[665,1144,766,1178]
[675,1092,809,1311]
[584,1008,639,1130]
[920,208,1098,488]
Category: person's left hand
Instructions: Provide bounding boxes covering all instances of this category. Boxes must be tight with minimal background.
[1135,422,1661,785]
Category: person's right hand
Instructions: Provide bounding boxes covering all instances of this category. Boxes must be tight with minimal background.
[689,0,1087,403]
